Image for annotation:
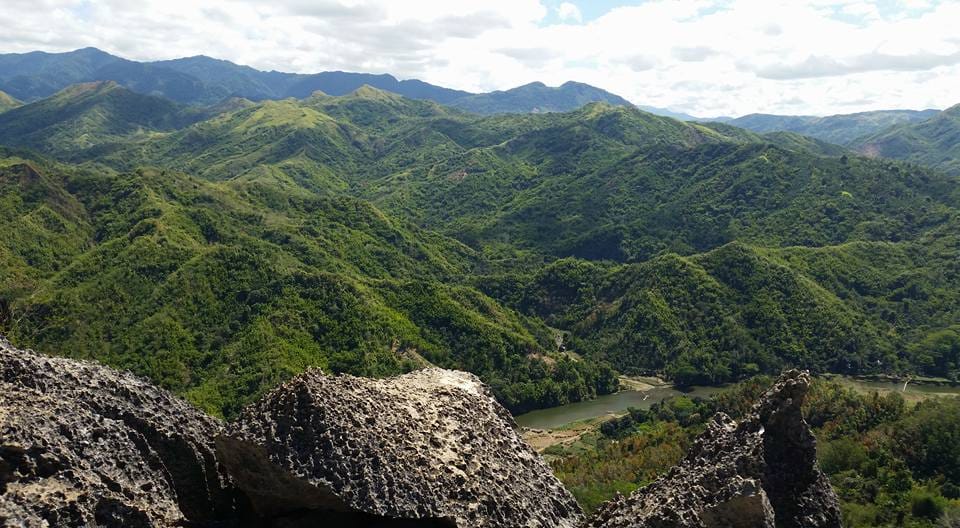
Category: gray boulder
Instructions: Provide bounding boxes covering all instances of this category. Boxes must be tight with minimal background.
[0,335,241,527]
[222,367,584,528]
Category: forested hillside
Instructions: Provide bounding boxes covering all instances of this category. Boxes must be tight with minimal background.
[855,104,960,176]
[1,82,958,418]
[718,109,940,145]
[0,81,205,158]
[0,153,616,417]
[715,106,960,177]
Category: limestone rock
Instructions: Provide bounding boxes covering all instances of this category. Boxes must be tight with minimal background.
[223,367,584,528]
[587,370,842,528]
[1,335,842,528]
[0,336,244,527]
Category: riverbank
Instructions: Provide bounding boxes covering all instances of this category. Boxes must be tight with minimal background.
[824,374,960,403]
[516,373,960,451]
[514,382,726,431]
[522,418,604,452]
[618,375,671,391]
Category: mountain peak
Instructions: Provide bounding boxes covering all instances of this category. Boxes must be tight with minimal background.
[350,84,402,101]
[69,46,112,56]
[449,80,632,115]
[516,81,548,90]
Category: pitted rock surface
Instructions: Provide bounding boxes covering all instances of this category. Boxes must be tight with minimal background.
[0,335,241,527]
[223,367,584,528]
[586,370,842,528]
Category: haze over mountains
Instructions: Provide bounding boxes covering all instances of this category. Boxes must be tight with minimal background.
[853,104,960,176]
[714,110,941,145]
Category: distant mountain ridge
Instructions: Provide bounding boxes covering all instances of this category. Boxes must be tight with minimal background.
[713,109,940,145]
[447,81,632,114]
[0,47,650,116]
[853,104,960,175]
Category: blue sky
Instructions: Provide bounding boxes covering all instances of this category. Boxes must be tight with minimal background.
[539,1,636,23]
[0,0,957,116]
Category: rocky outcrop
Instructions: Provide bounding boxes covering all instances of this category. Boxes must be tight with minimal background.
[0,336,243,527]
[0,338,580,527]
[222,367,584,528]
[2,335,841,528]
[586,369,842,528]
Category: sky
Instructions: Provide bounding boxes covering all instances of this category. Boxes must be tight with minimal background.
[1,0,958,117]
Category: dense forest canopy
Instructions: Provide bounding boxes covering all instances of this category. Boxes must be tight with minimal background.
[1,79,959,419]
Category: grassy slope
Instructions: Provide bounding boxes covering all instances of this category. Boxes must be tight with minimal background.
[0,90,21,112]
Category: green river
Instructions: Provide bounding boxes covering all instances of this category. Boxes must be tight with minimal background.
[514,376,960,430]
[514,385,727,429]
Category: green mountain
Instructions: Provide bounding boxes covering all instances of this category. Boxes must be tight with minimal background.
[510,234,960,384]
[155,55,476,103]
[0,152,616,417]
[2,86,959,419]
[0,47,119,101]
[717,109,940,145]
[3,48,720,119]
[0,81,205,160]
[0,90,21,112]
[853,104,960,176]
[448,81,632,115]
[0,47,223,104]
[358,103,945,261]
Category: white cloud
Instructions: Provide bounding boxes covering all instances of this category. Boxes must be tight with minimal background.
[751,51,960,80]
[557,2,582,23]
[0,0,956,117]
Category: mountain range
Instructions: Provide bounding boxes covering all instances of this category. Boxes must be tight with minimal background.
[0,47,652,116]
[712,106,960,176]
[714,109,941,145]
[1,77,959,419]
[853,103,960,175]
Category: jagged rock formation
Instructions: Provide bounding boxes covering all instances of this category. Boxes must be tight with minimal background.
[0,336,243,527]
[0,339,580,527]
[2,335,842,528]
[586,369,842,528]
[222,368,584,528]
